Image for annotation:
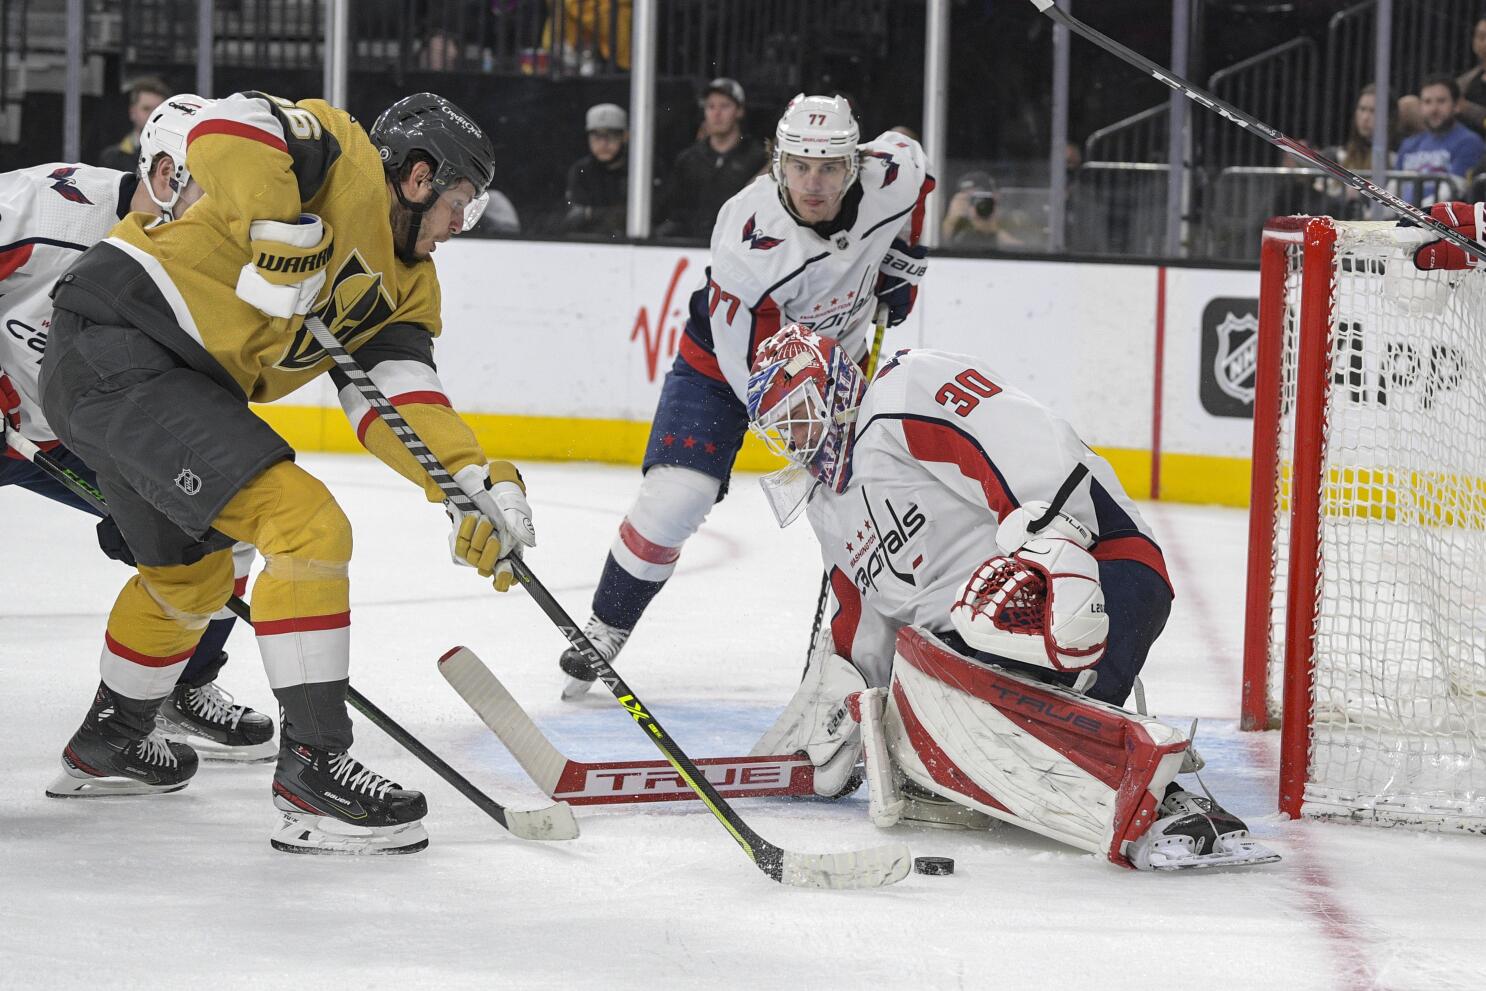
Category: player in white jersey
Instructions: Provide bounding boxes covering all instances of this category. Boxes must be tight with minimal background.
[558,93,934,697]
[742,326,1279,871]
[0,98,274,762]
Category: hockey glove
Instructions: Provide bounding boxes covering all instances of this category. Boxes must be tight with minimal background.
[235,214,334,319]
[995,500,1096,555]
[96,516,138,568]
[1413,201,1486,271]
[0,371,20,438]
[874,238,928,327]
[446,462,536,592]
[949,540,1108,672]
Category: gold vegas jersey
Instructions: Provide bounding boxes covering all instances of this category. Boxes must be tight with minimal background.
[52,91,484,497]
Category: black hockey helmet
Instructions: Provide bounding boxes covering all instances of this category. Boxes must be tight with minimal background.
[371,93,495,198]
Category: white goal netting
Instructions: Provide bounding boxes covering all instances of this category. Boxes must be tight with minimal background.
[1263,220,1486,832]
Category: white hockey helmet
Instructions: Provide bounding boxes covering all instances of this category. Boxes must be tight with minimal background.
[771,93,861,190]
[138,94,214,218]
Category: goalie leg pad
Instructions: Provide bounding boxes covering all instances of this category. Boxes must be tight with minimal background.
[884,627,1189,867]
[851,688,904,827]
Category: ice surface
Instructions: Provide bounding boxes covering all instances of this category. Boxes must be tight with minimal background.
[3,455,1484,989]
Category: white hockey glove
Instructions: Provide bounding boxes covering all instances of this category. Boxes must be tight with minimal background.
[994,500,1096,555]
[235,214,334,319]
[949,538,1108,672]
[446,462,536,592]
[751,647,869,798]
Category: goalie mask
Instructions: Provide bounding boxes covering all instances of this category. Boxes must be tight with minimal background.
[772,93,860,223]
[746,326,866,526]
[138,94,214,220]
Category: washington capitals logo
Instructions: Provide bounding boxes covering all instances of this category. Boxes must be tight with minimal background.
[47,167,93,205]
[863,151,900,188]
[741,214,784,250]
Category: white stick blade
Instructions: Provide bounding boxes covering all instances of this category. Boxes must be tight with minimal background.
[504,804,580,842]
[779,842,913,889]
[439,646,567,795]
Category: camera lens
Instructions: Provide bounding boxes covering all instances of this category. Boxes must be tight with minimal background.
[973,196,995,219]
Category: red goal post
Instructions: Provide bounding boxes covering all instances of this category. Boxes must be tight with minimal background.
[1241,215,1486,833]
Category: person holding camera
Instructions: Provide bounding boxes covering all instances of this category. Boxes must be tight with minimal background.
[941,170,1017,249]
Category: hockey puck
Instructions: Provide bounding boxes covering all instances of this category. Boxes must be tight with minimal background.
[913,856,954,876]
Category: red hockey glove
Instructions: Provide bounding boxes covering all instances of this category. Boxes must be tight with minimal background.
[1413,201,1486,271]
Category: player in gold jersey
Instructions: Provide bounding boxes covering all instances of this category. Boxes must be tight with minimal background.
[38,92,529,854]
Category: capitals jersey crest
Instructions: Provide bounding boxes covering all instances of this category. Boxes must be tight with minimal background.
[741,213,784,251]
[46,166,95,205]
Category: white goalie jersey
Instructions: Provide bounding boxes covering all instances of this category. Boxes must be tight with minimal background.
[682,131,933,404]
[805,348,1171,687]
[0,163,131,444]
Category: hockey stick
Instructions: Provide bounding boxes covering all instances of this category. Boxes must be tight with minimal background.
[6,430,576,842]
[803,303,890,672]
[439,646,817,805]
[304,314,911,888]
[1027,0,1486,256]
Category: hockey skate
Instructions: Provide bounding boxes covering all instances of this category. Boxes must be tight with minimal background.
[270,740,428,855]
[47,684,199,797]
[157,667,276,763]
[558,616,631,700]
[1127,782,1281,871]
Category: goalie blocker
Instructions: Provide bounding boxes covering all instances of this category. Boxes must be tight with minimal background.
[861,627,1279,871]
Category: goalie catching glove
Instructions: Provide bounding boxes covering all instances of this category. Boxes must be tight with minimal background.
[446,462,536,591]
[949,501,1108,671]
[1412,200,1486,271]
[235,214,334,319]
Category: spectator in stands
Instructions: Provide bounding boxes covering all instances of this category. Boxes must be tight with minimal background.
[1396,75,1486,206]
[97,76,171,172]
[1318,84,1392,219]
[561,103,628,236]
[1455,18,1486,136]
[941,171,1022,250]
[655,78,768,240]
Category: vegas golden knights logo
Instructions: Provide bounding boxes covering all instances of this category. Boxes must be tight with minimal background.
[276,249,396,371]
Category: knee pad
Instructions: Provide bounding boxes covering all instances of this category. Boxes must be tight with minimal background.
[217,461,351,581]
[137,551,236,628]
[626,465,721,548]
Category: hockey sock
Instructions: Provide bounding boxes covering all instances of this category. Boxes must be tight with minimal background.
[178,617,235,686]
[98,552,234,711]
[592,552,669,631]
[213,461,353,751]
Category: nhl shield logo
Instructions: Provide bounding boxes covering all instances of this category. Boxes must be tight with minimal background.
[1213,310,1259,404]
[835,234,851,250]
[174,468,202,496]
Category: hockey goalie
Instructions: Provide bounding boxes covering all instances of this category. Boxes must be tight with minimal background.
[744,326,1279,871]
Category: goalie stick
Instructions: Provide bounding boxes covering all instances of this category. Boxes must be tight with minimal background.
[5,430,576,843]
[1027,0,1486,257]
[439,646,817,805]
[303,313,911,888]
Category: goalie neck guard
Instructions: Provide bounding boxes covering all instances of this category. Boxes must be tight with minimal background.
[746,325,866,526]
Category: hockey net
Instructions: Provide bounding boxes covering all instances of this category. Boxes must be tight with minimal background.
[1241,216,1486,834]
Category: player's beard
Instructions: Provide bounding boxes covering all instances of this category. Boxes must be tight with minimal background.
[388,188,438,263]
